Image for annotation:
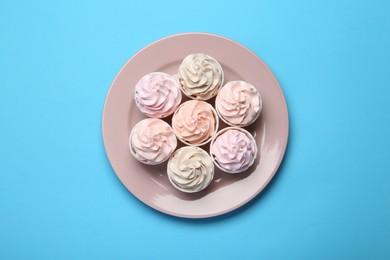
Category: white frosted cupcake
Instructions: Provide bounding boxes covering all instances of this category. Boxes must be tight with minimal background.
[167,146,214,193]
[216,81,262,127]
[129,118,177,165]
[172,100,218,146]
[134,72,182,118]
[178,53,224,100]
[210,127,257,173]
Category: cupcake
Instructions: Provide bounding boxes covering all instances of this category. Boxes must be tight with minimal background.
[167,146,214,193]
[178,53,224,100]
[129,118,177,165]
[215,81,262,127]
[172,100,218,146]
[134,72,182,118]
[210,127,257,173]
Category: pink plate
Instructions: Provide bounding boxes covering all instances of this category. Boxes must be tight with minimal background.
[102,33,289,218]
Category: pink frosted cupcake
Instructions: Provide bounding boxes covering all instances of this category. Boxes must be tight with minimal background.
[129,118,177,165]
[216,81,262,127]
[172,100,218,146]
[134,72,182,118]
[210,127,257,173]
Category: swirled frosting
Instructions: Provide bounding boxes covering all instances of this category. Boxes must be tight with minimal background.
[129,118,177,165]
[211,129,257,173]
[135,72,182,118]
[216,81,262,126]
[172,100,217,145]
[167,146,214,193]
[178,53,223,100]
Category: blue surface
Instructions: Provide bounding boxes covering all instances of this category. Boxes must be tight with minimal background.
[1,0,389,259]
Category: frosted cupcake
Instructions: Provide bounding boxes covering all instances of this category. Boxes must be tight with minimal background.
[210,127,257,173]
[167,146,214,193]
[129,118,177,165]
[178,53,224,100]
[172,100,218,146]
[216,81,262,127]
[134,72,182,118]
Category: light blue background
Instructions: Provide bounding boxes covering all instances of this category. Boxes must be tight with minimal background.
[1,0,389,259]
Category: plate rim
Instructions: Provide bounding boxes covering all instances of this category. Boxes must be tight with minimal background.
[102,32,289,219]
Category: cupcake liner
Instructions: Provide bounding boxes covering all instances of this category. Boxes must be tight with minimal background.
[215,81,262,127]
[172,100,219,147]
[210,127,258,174]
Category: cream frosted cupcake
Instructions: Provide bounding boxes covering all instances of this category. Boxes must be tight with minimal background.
[134,72,182,118]
[178,53,224,100]
[210,127,257,173]
[172,100,218,146]
[167,146,214,193]
[216,81,262,127]
[129,118,177,165]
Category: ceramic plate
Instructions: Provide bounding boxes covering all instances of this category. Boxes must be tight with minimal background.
[102,33,289,218]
